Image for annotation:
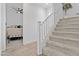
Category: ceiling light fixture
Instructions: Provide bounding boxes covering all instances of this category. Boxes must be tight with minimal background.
[11,7,23,14]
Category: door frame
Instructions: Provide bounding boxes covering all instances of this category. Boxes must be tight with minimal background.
[5,3,24,49]
[1,3,7,52]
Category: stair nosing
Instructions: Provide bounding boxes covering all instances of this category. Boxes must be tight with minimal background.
[56,27,79,29]
[53,31,79,34]
[59,22,79,24]
[57,24,79,26]
[60,19,79,21]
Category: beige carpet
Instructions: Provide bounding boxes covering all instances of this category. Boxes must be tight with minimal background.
[2,41,37,56]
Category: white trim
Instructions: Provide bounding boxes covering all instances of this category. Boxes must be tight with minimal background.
[1,3,7,52]
[0,3,2,56]
[23,39,36,45]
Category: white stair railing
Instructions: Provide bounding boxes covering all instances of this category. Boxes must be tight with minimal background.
[37,13,54,55]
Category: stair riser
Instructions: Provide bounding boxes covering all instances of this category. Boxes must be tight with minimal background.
[59,19,79,23]
[55,27,79,30]
[56,24,79,27]
[60,17,79,21]
[52,32,79,39]
[56,26,79,28]
[55,31,79,33]
[58,22,79,25]
[55,29,79,32]
[56,27,79,29]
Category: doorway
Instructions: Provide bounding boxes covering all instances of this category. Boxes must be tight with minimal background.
[6,3,23,49]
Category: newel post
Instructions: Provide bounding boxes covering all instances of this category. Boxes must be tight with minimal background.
[37,21,43,55]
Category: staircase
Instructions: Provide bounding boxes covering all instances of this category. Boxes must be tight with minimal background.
[42,17,79,56]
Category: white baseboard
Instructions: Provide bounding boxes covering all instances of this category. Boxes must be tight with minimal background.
[23,39,36,45]
[0,50,1,56]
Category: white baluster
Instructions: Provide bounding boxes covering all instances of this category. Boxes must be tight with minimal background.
[37,13,53,55]
[46,20,47,36]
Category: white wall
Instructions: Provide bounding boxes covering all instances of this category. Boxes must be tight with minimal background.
[46,4,53,16]
[6,3,23,26]
[23,3,47,44]
[64,3,79,17]
[53,3,64,25]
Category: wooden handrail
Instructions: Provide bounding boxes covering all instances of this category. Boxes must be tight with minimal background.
[38,13,53,24]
